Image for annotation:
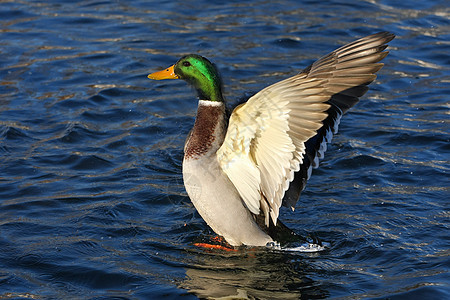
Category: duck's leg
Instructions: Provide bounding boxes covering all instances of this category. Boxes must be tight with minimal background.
[193,236,238,252]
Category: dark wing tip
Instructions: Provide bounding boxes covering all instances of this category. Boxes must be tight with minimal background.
[372,31,396,43]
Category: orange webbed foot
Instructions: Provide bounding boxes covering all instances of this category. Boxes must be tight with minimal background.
[194,236,237,252]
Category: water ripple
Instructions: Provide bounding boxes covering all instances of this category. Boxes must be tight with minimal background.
[1,0,449,299]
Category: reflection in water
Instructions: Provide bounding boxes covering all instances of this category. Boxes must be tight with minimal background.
[179,249,328,299]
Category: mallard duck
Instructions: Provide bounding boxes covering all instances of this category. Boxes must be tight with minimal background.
[148,32,395,247]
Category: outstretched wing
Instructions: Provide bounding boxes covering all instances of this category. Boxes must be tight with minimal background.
[216,32,395,226]
[283,32,395,209]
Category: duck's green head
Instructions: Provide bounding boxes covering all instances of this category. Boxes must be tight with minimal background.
[148,54,224,102]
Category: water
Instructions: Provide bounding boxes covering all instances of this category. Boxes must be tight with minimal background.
[1,0,449,299]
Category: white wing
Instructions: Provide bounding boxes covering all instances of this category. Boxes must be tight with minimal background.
[216,32,394,226]
[217,76,330,225]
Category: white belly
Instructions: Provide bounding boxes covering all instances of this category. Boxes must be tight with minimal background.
[183,155,272,246]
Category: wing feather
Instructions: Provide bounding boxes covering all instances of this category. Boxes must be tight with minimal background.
[216,32,394,225]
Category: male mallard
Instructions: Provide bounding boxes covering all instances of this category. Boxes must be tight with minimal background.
[148,32,395,247]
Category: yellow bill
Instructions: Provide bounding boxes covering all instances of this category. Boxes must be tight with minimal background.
[147,65,178,80]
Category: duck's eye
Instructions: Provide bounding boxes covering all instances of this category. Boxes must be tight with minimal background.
[182,61,191,67]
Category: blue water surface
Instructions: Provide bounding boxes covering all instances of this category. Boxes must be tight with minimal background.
[1,0,449,299]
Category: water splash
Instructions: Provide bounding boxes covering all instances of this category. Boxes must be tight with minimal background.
[267,241,330,252]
